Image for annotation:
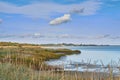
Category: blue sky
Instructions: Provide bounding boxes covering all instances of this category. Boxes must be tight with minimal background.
[0,0,120,45]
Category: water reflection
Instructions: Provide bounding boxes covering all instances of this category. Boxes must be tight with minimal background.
[47,46,120,72]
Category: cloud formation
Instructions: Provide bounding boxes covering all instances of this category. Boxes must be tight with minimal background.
[0,1,102,18]
[48,0,102,25]
[53,34,111,40]
[0,33,113,40]
[110,36,120,39]
[88,34,110,39]
[70,8,85,14]
[1,33,120,41]
[0,33,44,39]
[49,14,71,25]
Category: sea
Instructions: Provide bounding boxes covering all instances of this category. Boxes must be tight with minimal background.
[47,45,120,72]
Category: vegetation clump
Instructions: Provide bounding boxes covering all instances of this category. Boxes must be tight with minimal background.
[0,42,81,70]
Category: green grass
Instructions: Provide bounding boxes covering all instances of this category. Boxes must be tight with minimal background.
[0,42,81,70]
[0,62,120,80]
[0,63,33,80]
[1,42,120,80]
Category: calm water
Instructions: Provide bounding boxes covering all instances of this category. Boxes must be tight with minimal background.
[47,46,120,71]
[66,46,120,64]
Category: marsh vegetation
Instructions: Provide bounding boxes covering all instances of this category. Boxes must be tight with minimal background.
[0,42,120,80]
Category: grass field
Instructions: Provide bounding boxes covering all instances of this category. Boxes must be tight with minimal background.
[0,42,120,80]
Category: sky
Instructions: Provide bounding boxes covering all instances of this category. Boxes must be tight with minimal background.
[0,0,120,45]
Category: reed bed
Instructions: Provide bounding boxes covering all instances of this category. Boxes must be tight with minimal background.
[0,42,120,80]
[1,56,120,80]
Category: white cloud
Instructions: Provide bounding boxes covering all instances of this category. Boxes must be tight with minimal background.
[47,34,111,39]
[1,33,120,41]
[70,1,102,15]
[0,33,111,39]
[0,33,44,38]
[0,1,102,18]
[70,8,85,14]
[0,19,3,23]
[110,36,120,39]
[33,33,44,38]
[88,34,110,39]
[49,14,71,25]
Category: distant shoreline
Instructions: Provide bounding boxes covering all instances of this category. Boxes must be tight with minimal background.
[1,41,120,46]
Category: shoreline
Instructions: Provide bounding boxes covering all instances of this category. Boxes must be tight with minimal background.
[0,42,81,70]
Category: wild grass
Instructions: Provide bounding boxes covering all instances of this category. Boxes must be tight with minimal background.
[0,42,80,71]
[0,42,120,80]
[1,60,120,80]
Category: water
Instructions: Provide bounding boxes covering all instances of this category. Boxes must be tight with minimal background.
[65,46,120,64]
[47,46,120,72]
